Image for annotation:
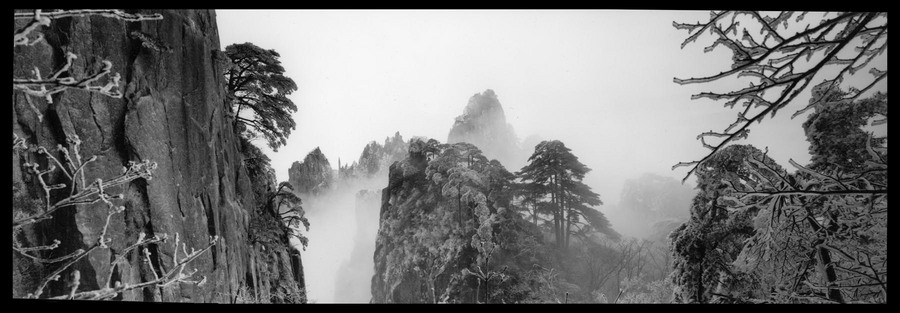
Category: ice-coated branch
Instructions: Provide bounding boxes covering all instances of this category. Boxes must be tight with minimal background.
[12,8,180,301]
[12,137,160,298]
[728,141,888,208]
[672,12,857,85]
[14,239,60,253]
[61,233,219,300]
[791,25,888,118]
[14,9,163,22]
[39,233,215,301]
[843,69,887,103]
[13,9,165,104]
[12,158,157,229]
[864,133,886,167]
[96,199,126,249]
[673,11,885,183]
[105,233,167,288]
[27,244,99,299]
[26,231,214,301]
[66,270,81,299]
[734,189,887,198]
[12,240,87,265]
[13,52,123,103]
[788,159,849,190]
[13,10,51,47]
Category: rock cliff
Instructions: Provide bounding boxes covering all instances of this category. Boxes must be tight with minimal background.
[287,147,333,197]
[12,9,303,302]
[370,138,549,303]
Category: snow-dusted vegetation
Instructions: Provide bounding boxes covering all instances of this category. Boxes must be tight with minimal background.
[14,10,886,304]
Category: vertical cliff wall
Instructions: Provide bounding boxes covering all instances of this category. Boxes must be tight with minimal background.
[12,10,302,302]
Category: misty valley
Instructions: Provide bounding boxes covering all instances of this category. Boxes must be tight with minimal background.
[12,10,887,304]
[297,90,691,303]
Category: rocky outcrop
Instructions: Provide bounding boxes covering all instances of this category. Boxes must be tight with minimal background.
[12,10,303,302]
[447,89,521,169]
[371,151,435,303]
[287,147,333,196]
[371,139,548,303]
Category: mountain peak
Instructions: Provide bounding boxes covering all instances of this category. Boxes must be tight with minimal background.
[447,89,520,168]
[288,147,333,195]
[458,89,505,123]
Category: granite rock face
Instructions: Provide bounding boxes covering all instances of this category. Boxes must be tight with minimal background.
[369,139,549,303]
[12,10,302,302]
[287,147,334,197]
[369,141,476,303]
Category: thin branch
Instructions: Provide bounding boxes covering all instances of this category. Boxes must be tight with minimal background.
[13,53,123,103]
[674,12,880,183]
[28,244,99,299]
[673,12,857,85]
[14,9,163,22]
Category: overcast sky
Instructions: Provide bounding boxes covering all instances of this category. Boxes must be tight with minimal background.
[216,10,886,205]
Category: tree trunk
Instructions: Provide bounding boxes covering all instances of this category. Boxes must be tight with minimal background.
[551,176,560,249]
[803,205,845,303]
[429,277,437,304]
[696,245,704,303]
[564,195,571,250]
[816,246,844,303]
[486,278,492,304]
[458,193,462,229]
[233,102,244,130]
[553,176,563,249]
[475,279,481,303]
[615,270,621,301]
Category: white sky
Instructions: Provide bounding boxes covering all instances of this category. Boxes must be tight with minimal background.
[216,9,886,205]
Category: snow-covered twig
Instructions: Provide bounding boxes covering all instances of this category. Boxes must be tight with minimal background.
[43,233,216,301]
[673,12,887,183]
[13,9,164,103]
[14,9,163,22]
[13,52,123,103]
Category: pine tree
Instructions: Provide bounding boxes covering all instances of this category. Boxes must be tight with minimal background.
[224,42,298,151]
[669,144,781,303]
[517,140,612,250]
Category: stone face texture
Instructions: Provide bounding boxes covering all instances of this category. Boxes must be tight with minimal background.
[287,147,333,196]
[370,152,435,303]
[12,10,296,302]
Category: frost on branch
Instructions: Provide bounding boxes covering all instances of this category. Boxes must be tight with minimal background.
[704,131,887,303]
[11,9,211,301]
[13,52,123,103]
[13,9,163,22]
[13,137,214,300]
[13,9,167,104]
[672,11,887,183]
[11,134,199,300]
